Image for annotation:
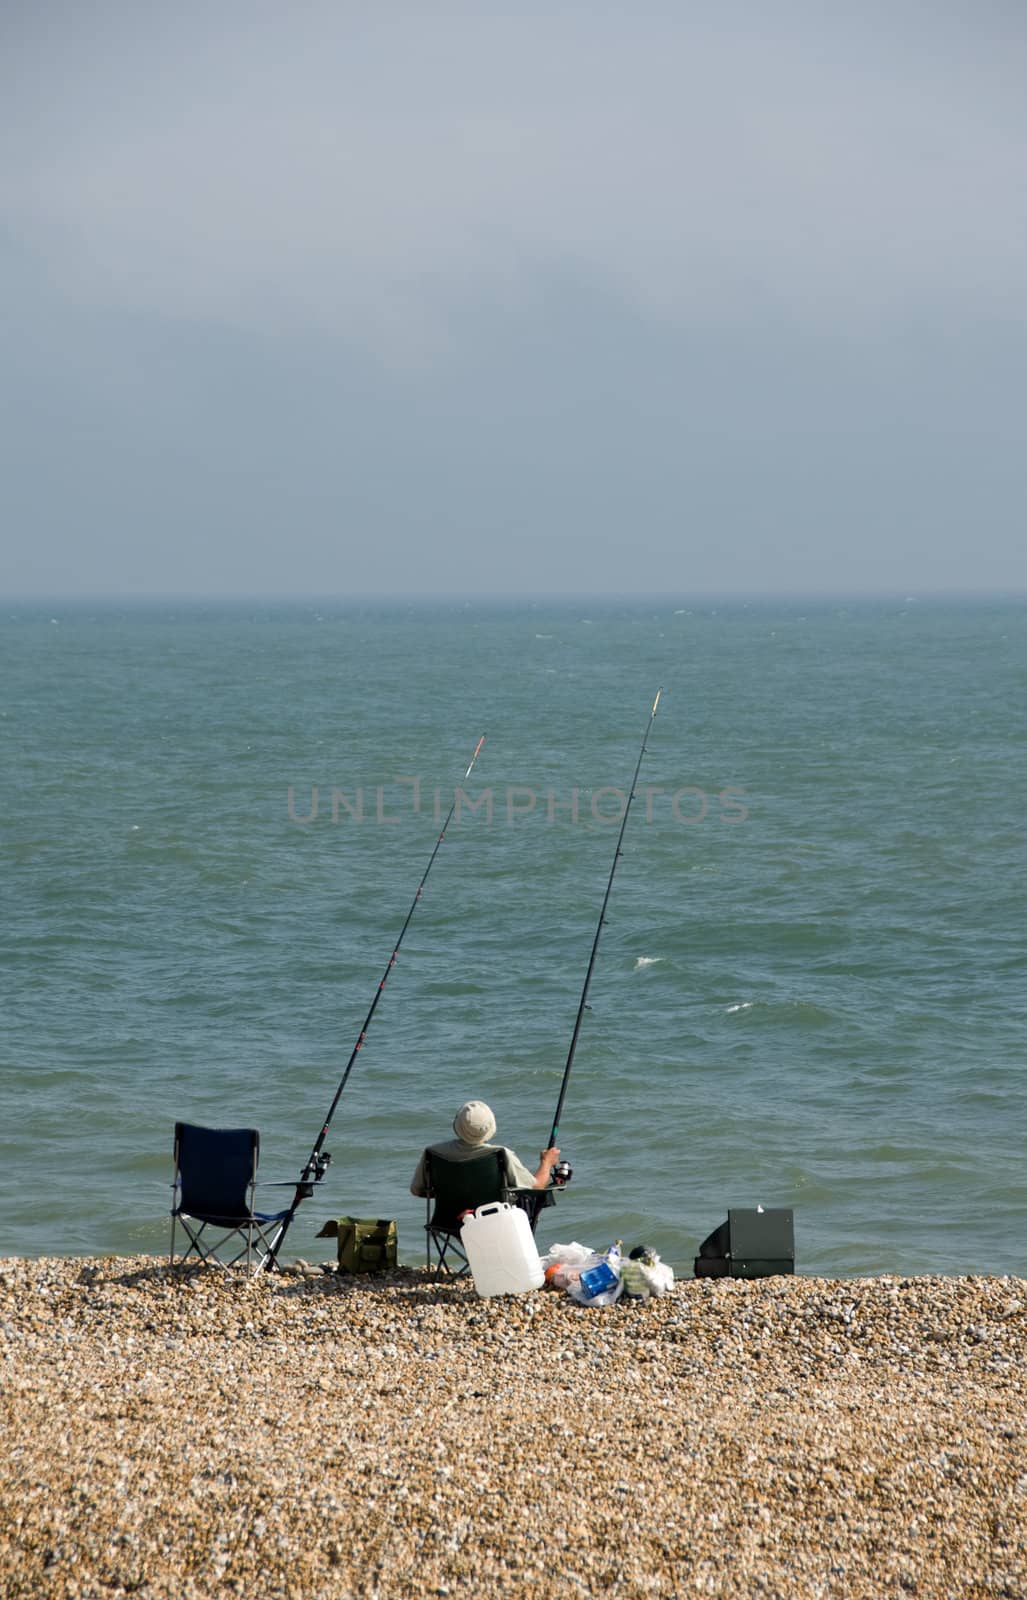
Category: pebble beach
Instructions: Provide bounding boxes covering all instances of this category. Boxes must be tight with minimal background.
[1,1257,1024,1600]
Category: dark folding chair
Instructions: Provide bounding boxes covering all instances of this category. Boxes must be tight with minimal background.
[170,1122,291,1275]
[423,1148,512,1276]
[422,1148,559,1276]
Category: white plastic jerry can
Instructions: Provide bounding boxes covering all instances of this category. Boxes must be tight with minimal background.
[460,1202,545,1298]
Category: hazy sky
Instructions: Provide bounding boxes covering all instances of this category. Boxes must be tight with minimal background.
[2,2,1025,598]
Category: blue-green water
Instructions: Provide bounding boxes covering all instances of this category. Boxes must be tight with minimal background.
[1,597,1024,1277]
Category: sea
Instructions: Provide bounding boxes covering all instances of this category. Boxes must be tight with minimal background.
[1,596,1024,1279]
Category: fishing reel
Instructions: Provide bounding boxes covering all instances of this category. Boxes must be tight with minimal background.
[298,1150,332,1197]
[551,1160,573,1188]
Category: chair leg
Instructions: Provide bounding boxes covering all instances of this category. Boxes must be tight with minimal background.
[426,1228,470,1278]
[248,1222,286,1276]
[170,1212,289,1275]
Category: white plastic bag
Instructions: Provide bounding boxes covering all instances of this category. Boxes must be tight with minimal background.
[640,1259,674,1297]
[539,1241,599,1293]
[540,1241,595,1268]
[543,1241,623,1305]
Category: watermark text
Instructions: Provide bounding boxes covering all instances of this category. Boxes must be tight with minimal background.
[287,779,748,827]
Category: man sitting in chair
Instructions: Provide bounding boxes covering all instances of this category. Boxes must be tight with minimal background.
[410,1100,560,1198]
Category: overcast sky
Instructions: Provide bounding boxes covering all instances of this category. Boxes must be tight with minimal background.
[1,2,1025,598]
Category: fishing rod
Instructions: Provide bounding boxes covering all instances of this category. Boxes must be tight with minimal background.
[546,690,662,1158]
[265,733,486,1268]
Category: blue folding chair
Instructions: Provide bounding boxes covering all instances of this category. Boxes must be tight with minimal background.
[170,1122,291,1274]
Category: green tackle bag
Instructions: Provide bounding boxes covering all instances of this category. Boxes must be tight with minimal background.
[317,1216,398,1275]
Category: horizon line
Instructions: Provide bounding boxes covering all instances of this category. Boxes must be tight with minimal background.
[3,587,1026,608]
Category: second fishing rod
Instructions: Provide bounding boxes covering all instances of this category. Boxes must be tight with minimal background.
[266,733,487,1268]
[544,689,662,1175]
